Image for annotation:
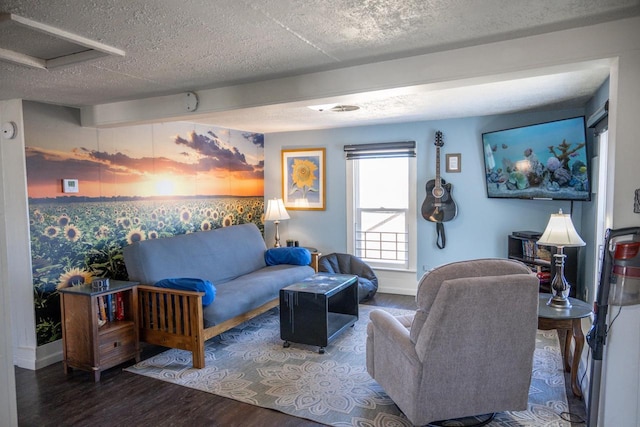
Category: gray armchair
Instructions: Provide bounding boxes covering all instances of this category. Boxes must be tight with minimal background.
[366,258,539,425]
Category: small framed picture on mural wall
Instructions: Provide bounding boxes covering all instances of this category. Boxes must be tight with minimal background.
[282,148,325,210]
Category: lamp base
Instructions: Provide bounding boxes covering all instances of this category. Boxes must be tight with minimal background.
[547,294,572,309]
[547,252,572,309]
[273,220,281,248]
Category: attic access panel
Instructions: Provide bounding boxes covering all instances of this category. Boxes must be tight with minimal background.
[0,12,124,69]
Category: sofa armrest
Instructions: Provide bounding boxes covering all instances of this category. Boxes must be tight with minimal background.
[137,284,204,298]
[137,285,205,359]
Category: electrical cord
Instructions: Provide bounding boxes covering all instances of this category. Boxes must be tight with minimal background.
[608,305,623,329]
[580,346,591,391]
[556,326,591,425]
[560,411,586,424]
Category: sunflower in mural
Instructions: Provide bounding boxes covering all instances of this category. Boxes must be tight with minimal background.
[95,225,110,239]
[126,228,146,244]
[222,214,234,227]
[57,214,71,227]
[63,224,81,242]
[33,209,44,223]
[180,208,192,223]
[118,217,132,228]
[43,226,58,238]
[290,158,318,200]
[57,267,93,290]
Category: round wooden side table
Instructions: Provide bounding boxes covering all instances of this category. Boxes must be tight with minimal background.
[537,293,592,398]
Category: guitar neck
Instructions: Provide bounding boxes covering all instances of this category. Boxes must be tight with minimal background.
[435,145,441,187]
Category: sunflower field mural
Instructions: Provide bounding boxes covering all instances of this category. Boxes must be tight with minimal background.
[25,104,264,345]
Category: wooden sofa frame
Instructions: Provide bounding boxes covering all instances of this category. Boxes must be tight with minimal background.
[137,285,278,368]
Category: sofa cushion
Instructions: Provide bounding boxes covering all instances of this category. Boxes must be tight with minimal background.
[155,277,216,307]
[123,223,268,286]
[202,264,314,327]
[265,247,311,266]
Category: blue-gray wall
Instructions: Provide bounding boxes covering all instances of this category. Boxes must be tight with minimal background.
[265,108,587,286]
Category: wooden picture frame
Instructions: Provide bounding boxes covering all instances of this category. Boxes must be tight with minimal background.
[282,148,325,210]
[446,153,461,173]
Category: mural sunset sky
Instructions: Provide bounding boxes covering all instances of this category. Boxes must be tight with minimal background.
[26,122,264,199]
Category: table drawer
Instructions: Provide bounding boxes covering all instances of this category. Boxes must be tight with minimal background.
[99,326,136,365]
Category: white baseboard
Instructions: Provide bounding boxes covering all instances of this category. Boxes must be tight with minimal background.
[36,340,62,370]
[14,340,62,370]
[13,345,36,370]
[374,269,418,296]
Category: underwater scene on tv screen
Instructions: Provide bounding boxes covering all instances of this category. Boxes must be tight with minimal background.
[482,116,590,201]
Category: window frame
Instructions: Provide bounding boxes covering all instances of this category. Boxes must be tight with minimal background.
[346,155,417,272]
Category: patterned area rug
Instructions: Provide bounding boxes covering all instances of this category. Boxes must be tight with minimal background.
[126,305,571,426]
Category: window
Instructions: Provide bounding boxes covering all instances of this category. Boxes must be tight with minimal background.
[346,142,416,271]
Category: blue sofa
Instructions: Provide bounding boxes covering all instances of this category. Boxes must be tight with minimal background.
[123,223,315,368]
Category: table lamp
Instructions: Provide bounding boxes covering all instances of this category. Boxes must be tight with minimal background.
[264,198,290,247]
[537,209,585,308]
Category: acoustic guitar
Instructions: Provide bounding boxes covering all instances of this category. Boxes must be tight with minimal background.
[421,131,457,247]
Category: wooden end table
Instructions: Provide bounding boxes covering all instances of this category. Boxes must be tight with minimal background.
[280,273,358,353]
[304,247,321,272]
[59,280,140,381]
[537,293,592,398]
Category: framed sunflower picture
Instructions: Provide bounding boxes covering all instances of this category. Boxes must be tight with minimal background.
[282,148,326,210]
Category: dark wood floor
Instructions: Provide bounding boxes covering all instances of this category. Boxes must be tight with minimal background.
[15,293,586,426]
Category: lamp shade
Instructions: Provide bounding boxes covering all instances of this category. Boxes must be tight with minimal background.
[537,209,585,247]
[264,198,290,221]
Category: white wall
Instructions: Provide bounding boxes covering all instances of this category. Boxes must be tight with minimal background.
[0,99,24,426]
[597,50,640,427]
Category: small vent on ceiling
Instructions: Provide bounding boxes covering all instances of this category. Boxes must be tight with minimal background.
[0,12,124,70]
[330,105,360,112]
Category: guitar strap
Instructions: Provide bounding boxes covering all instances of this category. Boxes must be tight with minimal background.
[436,222,446,249]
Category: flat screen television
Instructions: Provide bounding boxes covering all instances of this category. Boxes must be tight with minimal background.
[482,116,590,201]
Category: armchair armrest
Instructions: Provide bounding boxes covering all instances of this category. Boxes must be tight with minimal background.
[369,309,419,365]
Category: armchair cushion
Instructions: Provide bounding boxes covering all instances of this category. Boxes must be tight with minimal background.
[410,258,537,344]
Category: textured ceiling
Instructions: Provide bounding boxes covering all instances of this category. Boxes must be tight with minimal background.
[1,0,638,132]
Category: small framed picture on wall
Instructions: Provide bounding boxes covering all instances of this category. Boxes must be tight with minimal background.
[446,153,461,173]
[282,148,325,210]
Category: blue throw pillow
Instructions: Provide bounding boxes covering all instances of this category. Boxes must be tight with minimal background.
[265,247,311,266]
[154,278,216,307]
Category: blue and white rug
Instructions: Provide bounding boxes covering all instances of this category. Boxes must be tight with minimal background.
[126,305,571,426]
